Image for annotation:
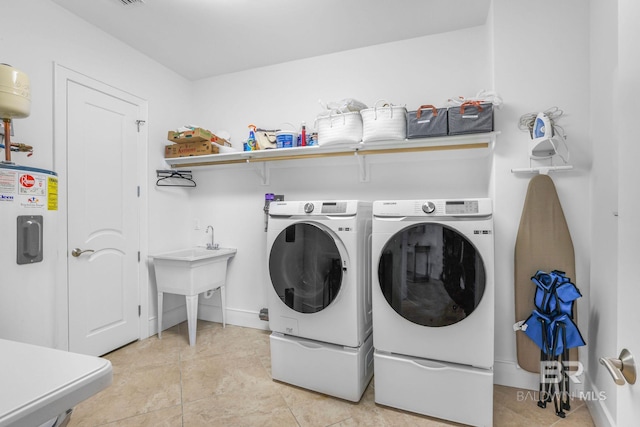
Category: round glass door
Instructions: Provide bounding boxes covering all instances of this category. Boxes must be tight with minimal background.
[378,223,486,327]
[269,223,343,313]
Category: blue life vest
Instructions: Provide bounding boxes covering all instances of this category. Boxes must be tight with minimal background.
[523,270,585,355]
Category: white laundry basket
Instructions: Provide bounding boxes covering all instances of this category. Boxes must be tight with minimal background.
[361,100,407,142]
[315,111,363,146]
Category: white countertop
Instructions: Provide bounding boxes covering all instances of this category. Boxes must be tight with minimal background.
[0,339,112,427]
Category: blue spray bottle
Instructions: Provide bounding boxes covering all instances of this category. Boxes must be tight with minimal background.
[244,124,257,151]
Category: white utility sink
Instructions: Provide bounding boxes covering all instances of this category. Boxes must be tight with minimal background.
[151,247,236,346]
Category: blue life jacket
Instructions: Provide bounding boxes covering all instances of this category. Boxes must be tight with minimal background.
[523,270,585,355]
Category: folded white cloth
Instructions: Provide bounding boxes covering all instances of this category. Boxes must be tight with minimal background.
[317,98,368,116]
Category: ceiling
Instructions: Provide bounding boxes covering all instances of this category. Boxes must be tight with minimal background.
[50,0,491,81]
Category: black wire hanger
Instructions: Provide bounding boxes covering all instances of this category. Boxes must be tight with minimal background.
[156,170,196,187]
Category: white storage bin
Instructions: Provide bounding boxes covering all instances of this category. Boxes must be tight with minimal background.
[360,100,407,142]
[315,111,363,146]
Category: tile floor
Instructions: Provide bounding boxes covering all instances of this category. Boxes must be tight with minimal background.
[67,321,595,427]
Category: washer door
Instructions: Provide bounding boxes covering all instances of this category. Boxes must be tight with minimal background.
[269,222,344,314]
[378,223,486,327]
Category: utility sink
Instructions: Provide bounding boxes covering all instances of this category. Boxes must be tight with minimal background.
[151,247,237,346]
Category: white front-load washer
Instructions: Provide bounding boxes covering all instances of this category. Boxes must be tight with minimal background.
[372,199,494,427]
[267,200,373,401]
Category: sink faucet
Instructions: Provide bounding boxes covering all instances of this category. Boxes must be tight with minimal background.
[206,225,218,250]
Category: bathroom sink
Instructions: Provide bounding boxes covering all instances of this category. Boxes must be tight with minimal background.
[150,247,237,345]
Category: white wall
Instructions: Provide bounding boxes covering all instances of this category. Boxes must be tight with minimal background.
[588,0,619,424]
[3,0,195,340]
[491,0,591,389]
[182,0,593,391]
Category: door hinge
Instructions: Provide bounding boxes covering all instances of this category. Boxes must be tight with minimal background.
[137,186,140,197]
[138,251,140,262]
[136,120,146,132]
[138,305,141,317]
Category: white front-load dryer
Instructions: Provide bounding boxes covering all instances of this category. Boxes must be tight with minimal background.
[371,198,494,426]
[267,200,373,401]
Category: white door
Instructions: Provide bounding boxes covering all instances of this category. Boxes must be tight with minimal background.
[615,1,640,424]
[65,78,143,356]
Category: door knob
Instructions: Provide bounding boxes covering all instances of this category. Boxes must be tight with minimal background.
[71,248,95,257]
[600,348,636,385]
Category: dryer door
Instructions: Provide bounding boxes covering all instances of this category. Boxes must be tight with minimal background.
[269,222,344,314]
[378,223,486,327]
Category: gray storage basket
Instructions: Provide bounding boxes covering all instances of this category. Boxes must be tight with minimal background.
[406,105,448,138]
[448,102,494,135]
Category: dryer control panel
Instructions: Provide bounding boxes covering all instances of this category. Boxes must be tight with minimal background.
[373,199,492,218]
[444,200,479,215]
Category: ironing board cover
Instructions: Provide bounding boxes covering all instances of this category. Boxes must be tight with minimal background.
[514,174,578,373]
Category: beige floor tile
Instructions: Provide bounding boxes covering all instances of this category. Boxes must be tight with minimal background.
[180,324,263,361]
[341,404,456,427]
[183,386,295,427]
[181,353,274,403]
[102,333,182,373]
[184,402,298,427]
[554,404,596,427]
[287,396,355,427]
[102,405,183,426]
[494,384,595,427]
[68,363,181,426]
[65,324,597,427]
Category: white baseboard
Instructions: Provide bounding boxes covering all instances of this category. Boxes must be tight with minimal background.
[148,304,270,336]
[583,376,615,427]
[148,304,187,336]
[493,358,585,397]
[494,359,539,390]
[198,304,270,331]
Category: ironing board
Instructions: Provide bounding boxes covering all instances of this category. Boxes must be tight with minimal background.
[514,174,578,373]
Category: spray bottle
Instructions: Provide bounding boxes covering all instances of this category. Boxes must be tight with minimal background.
[244,124,257,151]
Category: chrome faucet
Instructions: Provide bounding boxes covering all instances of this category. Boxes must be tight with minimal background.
[206,225,218,250]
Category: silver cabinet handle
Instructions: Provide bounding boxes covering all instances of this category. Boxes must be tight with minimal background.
[71,248,95,257]
[600,348,636,385]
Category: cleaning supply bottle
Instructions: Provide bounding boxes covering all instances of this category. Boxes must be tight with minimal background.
[300,122,306,147]
[245,124,257,151]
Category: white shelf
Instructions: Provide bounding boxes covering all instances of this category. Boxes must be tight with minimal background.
[164,132,498,169]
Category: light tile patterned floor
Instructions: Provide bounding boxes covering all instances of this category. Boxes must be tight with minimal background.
[67,321,595,427]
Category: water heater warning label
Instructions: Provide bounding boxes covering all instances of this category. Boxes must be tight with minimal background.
[48,177,58,211]
[0,170,58,209]
[0,170,17,195]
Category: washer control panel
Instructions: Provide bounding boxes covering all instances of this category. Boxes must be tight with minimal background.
[269,200,366,217]
[373,199,491,218]
[444,200,479,215]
